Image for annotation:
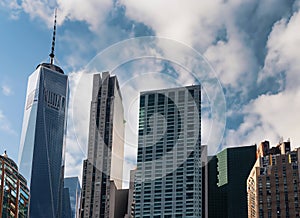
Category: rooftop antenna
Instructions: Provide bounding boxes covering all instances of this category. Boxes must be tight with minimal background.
[49,8,57,65]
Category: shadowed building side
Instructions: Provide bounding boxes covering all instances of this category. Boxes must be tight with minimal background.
[208,145,256,218]
[64,177,81,218]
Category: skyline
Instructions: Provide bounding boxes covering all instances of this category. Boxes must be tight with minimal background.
[1,1,300,187]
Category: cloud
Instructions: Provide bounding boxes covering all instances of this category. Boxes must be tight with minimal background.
[224,90,300,148]
[57,0,112,31]
[119,0,224,47]
[17,0,113,29]
[259,11,300,91]
[0,110,16,135]
[204,33,257,89]
[224,10,300,149]
[1,85,13,96]
[0,0,22,19]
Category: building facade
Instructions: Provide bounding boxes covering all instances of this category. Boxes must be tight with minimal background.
[18,63,68,218]
[125,169,136,218]
[61,187,72,218]
[208,145,256,218]
[208,155,226,218]
[247,141,300,218]
[64,177,81,218]
[80,72,125,218]
[134,85,203,217]
[0,152,30,218]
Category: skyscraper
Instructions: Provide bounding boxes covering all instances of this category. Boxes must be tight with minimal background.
[80,72,125,218]
[125,169,136,218]
[247,141,300,217]
[0,151,30,217]
[134,85,203,217]
[61,187,72,218]
[208,145,256,218]
[18,11,69,218]
[64,177,81,218]
[18,61,68,217]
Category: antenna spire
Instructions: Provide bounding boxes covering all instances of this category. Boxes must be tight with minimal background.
[49,8,57,65]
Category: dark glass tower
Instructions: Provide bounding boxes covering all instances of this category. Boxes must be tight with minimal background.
[18,11,68,218]
[18,63,68,218]
[80,72,125,218]
[208,145,256,218]
[134,85,202,217]
[64,177,81,218]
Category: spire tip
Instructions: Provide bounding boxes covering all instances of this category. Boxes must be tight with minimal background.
[49,8,57,65]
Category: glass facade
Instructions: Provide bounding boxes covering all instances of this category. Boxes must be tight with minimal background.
[135,85,202,217]
[18,64,68,218]
[64,177,81,218]
[0,153,30,218]
[213,145,256,218]
[61,188,72,218]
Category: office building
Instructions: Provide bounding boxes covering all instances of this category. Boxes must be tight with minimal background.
[18,60,68,217]
[208,155,226,218]
[0,151,30,217]
[64,177,81,218]
[208,145,256,218]
[247,140,300,217]
[125,169,136,218]
[108,181,128,218]
[18,12,68,217]
[61,188,72,218]
[80,72,125,218]
[134,85,203,217]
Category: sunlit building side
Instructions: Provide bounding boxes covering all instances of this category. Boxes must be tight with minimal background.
[247,140,300,218]
[0,151,30,218]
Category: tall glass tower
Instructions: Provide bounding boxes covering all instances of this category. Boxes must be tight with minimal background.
[80,72,125,218]
[64,177,81,218]
[18,10,68,218]
[18,62,68,218]
[135,85,203,217]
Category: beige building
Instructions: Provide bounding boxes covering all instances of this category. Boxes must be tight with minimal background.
[247,140,300,218]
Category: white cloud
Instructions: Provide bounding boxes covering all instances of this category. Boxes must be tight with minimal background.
[1,85,13,96]
[0,111,4,120]
[260,11,300,91]
[204,34,257,89]
[20,0,113,29]
[224,89,300,148]
[57,0,112,31]
[224,10,300,149]
[0,0,22,19]
[0,110,16,135]
[119,0,224,47]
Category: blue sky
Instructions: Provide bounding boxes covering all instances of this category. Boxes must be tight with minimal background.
[1,0,300,186]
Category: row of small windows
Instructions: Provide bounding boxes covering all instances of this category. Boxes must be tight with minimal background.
[44,89,65,111]
[140,90,200,107]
